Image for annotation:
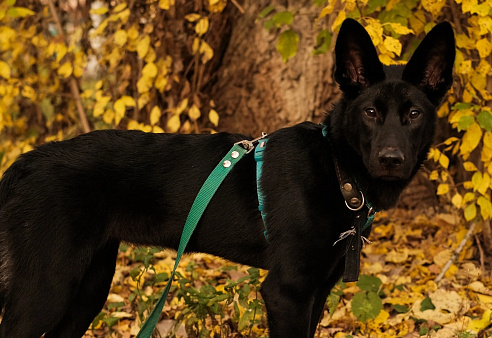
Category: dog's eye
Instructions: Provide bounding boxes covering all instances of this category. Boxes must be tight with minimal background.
[365,108,377,118]
[409,110,421,119]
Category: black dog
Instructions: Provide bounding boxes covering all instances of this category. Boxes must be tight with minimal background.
[0,19,454,337]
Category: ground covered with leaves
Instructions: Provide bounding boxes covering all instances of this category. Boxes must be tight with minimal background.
[84,208,492,338]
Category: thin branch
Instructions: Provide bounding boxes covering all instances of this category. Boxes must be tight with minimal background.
[231,0,245,14]
[47,0,90,133]
[435,221,478,283]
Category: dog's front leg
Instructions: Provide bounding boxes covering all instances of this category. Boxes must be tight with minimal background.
[260,266,316,338]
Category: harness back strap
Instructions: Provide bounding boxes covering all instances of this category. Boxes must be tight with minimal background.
[254,138,269,240]
[136,143,248,338]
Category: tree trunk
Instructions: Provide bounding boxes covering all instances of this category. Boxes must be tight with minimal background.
[209,0,340,135]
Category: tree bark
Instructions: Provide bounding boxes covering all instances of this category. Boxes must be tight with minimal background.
[209,0,339,135]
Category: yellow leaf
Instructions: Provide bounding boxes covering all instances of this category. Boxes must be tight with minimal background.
[437,103,449,118]
[319,4,334,18]
[137,76,153,93]
[421,0,446,16]
[452,193,463,209]
[484,132,492,148]
[137,93,150,108]
[195,17,209,37]
[209,109,219,127]
[90,6,108,15]
[114,99,126,118]
[0,61,11,79]
[429,170,439,180]
[468,309,492,331]
[175,98,189,115]
[188,104,201,121]
[331,10,346,32]
[114,29,127,47]
[464,203,477,221]
[113,3,127,12]
[21,85,36,101]
[153,125,165,133]
[127,25,139,41]
[142,62,158,78]
[388,22,414,35]
[199,41,214,63]
[364,18,383,46]
[383,36,402,56]
[137,35,151,59]
[477,38,492,59]
[103,109,115,125]
[463,161,478,171]
[207,0,226,13]
[478,196,492,220]
[460,123,483,156]
[185,13,201,22]
[464,192,476,203]
[439,154,449,169]
[150,106,161,125]
[119,96,134,107]
[167,114,181,133]
[480,172,491,195]
[436,183,449,195]
[159,0,170,10]
[57,62,73,78]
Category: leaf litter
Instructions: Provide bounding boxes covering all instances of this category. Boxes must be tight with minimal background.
[83,207,492,337]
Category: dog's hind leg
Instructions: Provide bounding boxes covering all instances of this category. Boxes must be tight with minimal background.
[44,239,120,338]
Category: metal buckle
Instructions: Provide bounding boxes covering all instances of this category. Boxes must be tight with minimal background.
[344,191,365,211]
[234,132,268,153]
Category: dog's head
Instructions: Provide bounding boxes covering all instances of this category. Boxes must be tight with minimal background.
[331,19,455,182]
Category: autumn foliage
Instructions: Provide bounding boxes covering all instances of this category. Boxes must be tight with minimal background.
[1,0,492,336]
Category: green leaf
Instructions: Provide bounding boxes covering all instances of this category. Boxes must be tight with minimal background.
[258,5,275,18]
[327,279,345,316]
[393,304,409,313]
[312,29,332,55]
[458,115,475,131]
[357,274,382,293]
[107,302,125,310]
[367,0,387,14]
[478,110,492,132]
[420,326,430,335]
[453,102,472,110]
[276,29,299,62]
[238,309,254,331]
[420,296,436,311]
[312,0,327,6]
[351,291,383,322]
[6,6,35,18]
[272,11,294,27]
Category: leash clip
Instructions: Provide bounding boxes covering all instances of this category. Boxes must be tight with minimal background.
[235,132,268,153]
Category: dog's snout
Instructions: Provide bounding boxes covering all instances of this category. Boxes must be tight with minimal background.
[378,147,405,167]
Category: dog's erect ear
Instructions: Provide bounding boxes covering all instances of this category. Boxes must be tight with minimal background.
[335,19,385,95]
[402,22,455,105]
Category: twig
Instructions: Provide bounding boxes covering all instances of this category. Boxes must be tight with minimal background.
[435,221,478,283]
[231,0,245,14]
[475,233,485,273]
[47,0,90,133]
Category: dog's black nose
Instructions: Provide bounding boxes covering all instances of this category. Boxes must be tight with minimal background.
[378,147,404,167]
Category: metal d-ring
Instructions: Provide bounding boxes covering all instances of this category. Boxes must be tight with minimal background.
[344,191,365,211]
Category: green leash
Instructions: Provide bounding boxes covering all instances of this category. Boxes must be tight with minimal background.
[136,137,264,337]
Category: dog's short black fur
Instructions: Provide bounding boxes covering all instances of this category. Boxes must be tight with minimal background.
[0,19,455,337]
